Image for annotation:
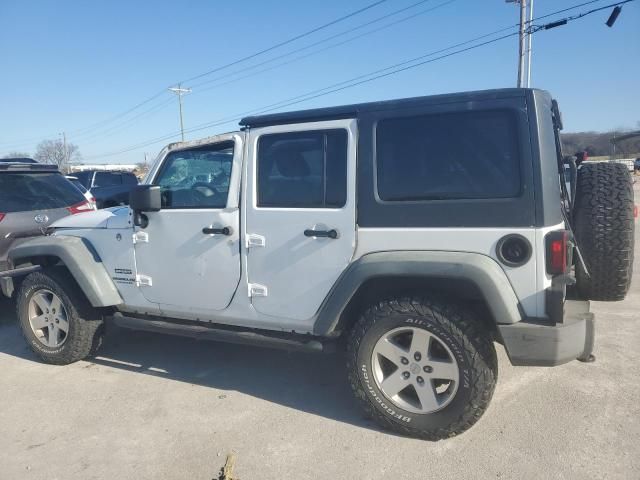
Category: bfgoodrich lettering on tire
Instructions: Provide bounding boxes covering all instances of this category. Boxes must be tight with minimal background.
[17,268,104,365]
[346,296,497,440]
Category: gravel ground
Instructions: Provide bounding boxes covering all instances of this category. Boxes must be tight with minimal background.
[0,186,638,480]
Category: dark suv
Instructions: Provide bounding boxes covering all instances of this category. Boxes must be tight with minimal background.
[73,170,139,209]
[0,163,93,273]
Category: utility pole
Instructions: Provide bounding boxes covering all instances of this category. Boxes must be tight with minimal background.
[168,84,192,141]
[60,131,68,171]
[507,0,529,88]
[517,0,527,88]
[525,0,533,87]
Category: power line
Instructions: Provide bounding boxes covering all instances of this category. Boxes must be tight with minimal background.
[83,32,522,159]
[84,0,634,160]
[25,0,445,150]
[180,0,390,85]
[77,0,453,145]
[189,0,448,90]
[69,0,610,147]
[79,97,175,145]
[2,0,390,148]
[189,0,456,96]
[528,0,635,32]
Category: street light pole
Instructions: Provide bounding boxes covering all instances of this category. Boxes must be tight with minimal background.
[168,84,192,141]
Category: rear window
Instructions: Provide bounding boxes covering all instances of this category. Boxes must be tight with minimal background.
[376,110,521,201]
[94,172,122,186]
[0,173,85,213]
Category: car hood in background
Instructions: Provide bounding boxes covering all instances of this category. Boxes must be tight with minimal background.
[52,206,132,230]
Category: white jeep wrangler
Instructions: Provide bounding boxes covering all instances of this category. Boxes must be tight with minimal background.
[2,88,634,440]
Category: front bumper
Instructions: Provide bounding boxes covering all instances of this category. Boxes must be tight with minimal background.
[498,300,594,367]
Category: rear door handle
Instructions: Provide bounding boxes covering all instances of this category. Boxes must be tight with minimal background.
[304,229,339,239]
[202,226,232,235]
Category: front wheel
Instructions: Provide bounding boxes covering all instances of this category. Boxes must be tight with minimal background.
[346,297,497,440]
[17,269,104,365]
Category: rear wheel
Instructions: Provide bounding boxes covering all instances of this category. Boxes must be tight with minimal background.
[17,269,104,364]
[573,162,634,301]
[346,296,497,440]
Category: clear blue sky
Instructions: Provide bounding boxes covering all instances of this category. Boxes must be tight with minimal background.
[1,0,638,164]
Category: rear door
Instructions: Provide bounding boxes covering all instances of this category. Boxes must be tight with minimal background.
[133,133,243,314]
[245,119,357,322]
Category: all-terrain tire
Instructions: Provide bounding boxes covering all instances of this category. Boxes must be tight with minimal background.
[17,268,104,365]
[346,296,497,440]
[574,162,634,301]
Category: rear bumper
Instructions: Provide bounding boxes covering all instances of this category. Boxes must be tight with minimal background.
[498,300,594,367]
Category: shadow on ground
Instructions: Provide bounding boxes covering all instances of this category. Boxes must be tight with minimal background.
[0,296,381,433]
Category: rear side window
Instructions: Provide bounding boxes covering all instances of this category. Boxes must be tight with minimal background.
[94,172,122,187]
[257,129,347,208]
[376,110,521,201]
[0,173,85,212]
[74,171,92,188]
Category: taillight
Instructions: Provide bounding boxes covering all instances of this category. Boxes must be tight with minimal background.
[67,201,93,215]
[0,213,5,223]
[546,230,569,275]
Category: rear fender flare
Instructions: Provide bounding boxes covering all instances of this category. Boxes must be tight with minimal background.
[313,251,523,336]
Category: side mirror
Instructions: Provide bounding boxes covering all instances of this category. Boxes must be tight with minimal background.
[130,185,161,228]
[130,185,161,212]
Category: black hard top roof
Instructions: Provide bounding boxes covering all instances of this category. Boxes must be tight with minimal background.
[239,88,534,128]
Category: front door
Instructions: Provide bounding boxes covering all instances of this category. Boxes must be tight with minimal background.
[245,120,357,322]
[134,133,243,314]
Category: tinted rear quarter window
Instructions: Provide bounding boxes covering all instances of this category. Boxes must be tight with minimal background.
[0,173,85,212]
[376,110,520,201]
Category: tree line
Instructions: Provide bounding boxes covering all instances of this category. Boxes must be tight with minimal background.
[2,138,81,172]
[561,129,640,158]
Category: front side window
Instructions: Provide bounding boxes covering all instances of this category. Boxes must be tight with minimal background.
[155,142,234,209]
[376,110,521,201]
[257,129,347,208]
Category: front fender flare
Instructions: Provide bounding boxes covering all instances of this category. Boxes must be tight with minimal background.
[8,235,122,307]
[313,251,523,336]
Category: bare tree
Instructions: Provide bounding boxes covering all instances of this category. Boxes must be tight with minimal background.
[34,139,81,172]
[1,151,31,159]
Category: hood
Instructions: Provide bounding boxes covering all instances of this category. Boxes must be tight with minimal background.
[51,206,132,230]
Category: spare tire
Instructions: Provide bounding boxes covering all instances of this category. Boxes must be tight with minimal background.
[573,162,634,301]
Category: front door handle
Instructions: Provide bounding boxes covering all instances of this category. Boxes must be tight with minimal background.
[202,226,232,235]
[304,229,338,239]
